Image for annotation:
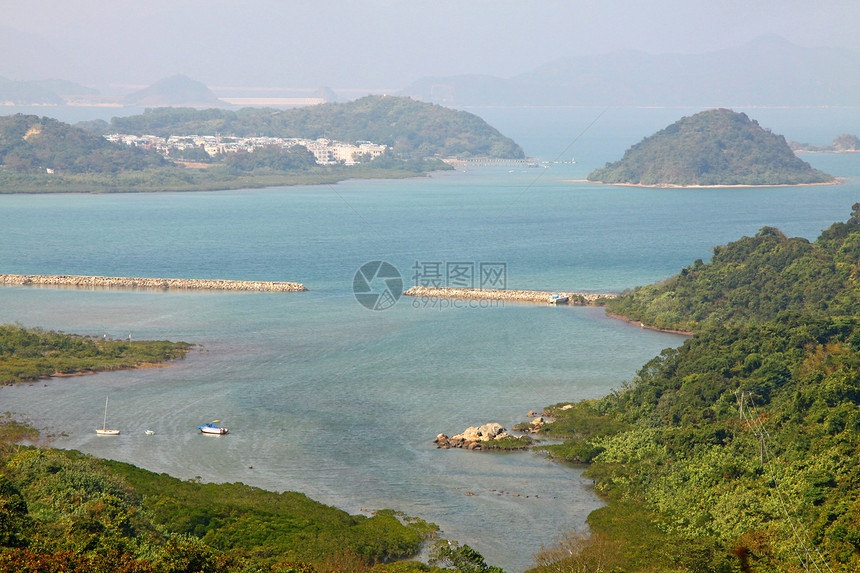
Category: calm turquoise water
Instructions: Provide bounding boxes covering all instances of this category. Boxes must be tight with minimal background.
[0,108,858,571]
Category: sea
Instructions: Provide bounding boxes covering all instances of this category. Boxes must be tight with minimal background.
[0,105,858,572]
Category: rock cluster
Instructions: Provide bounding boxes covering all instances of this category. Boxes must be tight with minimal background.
[0,274,307,292]
[403,286,614,305]
[434,422,514,450]
[521,404,572,433]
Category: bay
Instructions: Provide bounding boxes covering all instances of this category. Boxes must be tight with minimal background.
[0,107,858,571]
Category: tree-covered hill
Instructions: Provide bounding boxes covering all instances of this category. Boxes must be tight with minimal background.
[96,96,525,159]
[531,314,860,572]
[0,113,454,193]
[604,205,860,332]
[587,109,834,186]
[0,114,166,174]
[528,208,860,572]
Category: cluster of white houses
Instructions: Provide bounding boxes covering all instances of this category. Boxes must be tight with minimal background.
[104,133,388,165]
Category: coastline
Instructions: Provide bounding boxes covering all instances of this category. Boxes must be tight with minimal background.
[0,164,454,195]
[43,359,174,382]
[0,274,307,292]
[603,310,694,335]
[567,178,844,189]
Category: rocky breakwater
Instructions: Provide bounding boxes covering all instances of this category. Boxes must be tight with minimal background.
[404,286,615,305]
[0,274,308,292]
[434,422,533,451]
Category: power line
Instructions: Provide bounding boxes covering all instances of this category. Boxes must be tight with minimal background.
[735,391,834,573]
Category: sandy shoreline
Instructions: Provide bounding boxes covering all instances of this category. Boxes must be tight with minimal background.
[564,179,844,189]
[603,311,694,335]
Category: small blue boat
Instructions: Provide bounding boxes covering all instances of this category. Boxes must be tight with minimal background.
[198,422,229,435]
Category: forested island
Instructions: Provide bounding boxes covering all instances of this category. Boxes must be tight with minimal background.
[0,96,523,193]
[524,206,860,572]
[789,134,860,153]
[587,108,835,186]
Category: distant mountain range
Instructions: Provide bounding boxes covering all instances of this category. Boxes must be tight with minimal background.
[123,75,224,107]
[400,37,860,107]
[0,77,97,105]
[2,37,858,109]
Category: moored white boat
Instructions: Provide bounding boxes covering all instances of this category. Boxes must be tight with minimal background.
[96,396,120,435]
[198,422,228,435]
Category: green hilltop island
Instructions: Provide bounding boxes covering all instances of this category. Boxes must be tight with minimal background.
[587,108,835,187]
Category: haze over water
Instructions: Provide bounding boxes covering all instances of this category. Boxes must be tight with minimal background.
[1,107,858,571]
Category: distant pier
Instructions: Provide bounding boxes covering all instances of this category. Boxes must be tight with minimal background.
[403,286,615,305]
[0,274,307,292]
[441,158,542,167]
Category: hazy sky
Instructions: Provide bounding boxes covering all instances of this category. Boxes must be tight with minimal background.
[2,0,859,90]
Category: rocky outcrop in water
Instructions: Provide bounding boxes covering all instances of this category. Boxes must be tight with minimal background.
[434,422,532,451]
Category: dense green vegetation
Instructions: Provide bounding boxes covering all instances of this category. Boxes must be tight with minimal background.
[92,96,524,159]
[588,109,834,186]
[0,158,451,193]
[605,205,860,332]
[223,145,317,172]
[0,324,191,384]
[0,443,439,572]
[0,114,166,175]
[0,108,462,192]
[527,208,860,572]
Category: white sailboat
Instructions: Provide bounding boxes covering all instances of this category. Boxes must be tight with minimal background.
[96,396,120,435]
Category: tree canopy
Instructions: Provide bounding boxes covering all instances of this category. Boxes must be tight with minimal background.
[98,96,525,159]
[604,205,860,332]
[0,114,166,174]
[588,109,834,186]
[530,207,860,572]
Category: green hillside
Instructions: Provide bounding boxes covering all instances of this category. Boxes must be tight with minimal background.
[0,113,452,193]
[588,109,834,186]
[0,445,436,572]
[100,96,525,159]
[531,314,860,572]
[604,205,860,332]
[0,114,166,174]
[527,207,860,572]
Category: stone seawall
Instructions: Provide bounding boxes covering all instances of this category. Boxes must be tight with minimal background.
[403,286,615,305]
[0,274,307,292]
